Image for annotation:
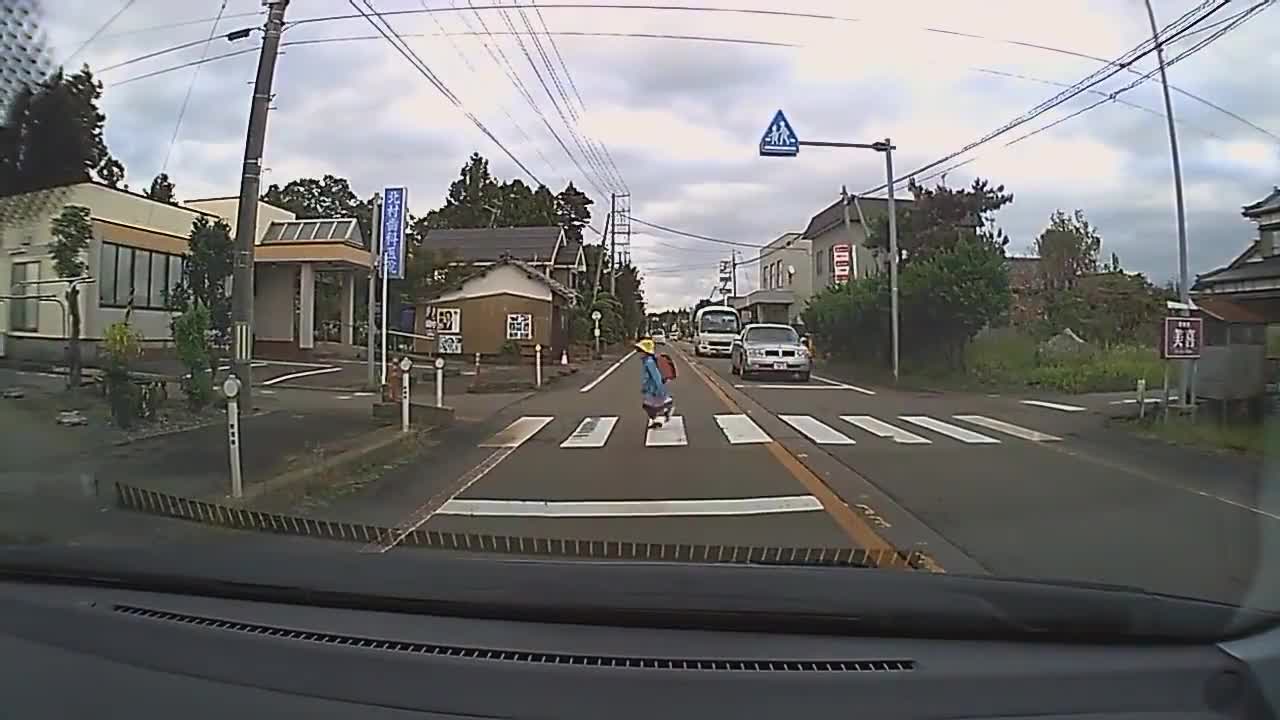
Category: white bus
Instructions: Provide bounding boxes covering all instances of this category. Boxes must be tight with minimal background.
[693,305,741,358]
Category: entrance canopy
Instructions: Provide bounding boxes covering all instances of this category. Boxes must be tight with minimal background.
[255,218,371,270]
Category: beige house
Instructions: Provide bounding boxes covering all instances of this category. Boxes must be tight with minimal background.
[733,232,812,324]
[803,195,910,289]
[412,257,576,357]
[1,181,370,364]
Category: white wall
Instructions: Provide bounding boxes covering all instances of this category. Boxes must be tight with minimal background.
[256,264,296,341]
[184,198,296,244]
[433,264,553,303]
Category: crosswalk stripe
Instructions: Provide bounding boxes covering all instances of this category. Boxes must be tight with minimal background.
[953,415,1060,442]
[480,416,554,448]
[646,416,687,447]
[560,417,618,448]
[779,415,856,445]
[840,415,931,444]
[899,416,1000,444]
[714,414,772,444]
[437,495,823,518]
[1020,400,1086,412]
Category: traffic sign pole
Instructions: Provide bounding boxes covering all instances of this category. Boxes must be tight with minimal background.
[758,110,899,380]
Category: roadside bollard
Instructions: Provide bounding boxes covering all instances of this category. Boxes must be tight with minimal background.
[474,352,480,377]
[434,356,445,408]
[399,356,412,433]
[1137,378,1146,420]
[222,375,243,498]
[535,343,542,388]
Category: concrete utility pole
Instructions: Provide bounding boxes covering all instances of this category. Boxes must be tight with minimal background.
[229,0,289,406]
[1143,0,1192,406]
[731,251,738,299]
[840,185,860,281]
[884,138,900,382]
[366,193,382,388]
[609,193,617,295]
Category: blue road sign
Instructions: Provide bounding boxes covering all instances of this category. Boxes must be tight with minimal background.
[381,186,407,280]
[759,110,799,157]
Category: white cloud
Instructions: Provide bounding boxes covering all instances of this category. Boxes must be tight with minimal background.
[36,0,1280,310]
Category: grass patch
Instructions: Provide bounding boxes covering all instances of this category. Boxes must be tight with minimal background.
[1125,415,1271,457]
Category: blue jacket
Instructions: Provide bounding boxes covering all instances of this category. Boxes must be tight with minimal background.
[641,354,668,401]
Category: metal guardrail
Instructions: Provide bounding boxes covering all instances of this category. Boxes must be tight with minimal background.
[114,482,929,569]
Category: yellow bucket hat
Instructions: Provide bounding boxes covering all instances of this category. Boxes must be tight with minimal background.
[634,338,656,354]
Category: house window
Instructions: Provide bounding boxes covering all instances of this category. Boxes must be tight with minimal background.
[99,242,184,309]
[506,313,532,340]
[9,261,40,331]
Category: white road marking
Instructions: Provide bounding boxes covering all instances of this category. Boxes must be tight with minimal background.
[261,366,342,386]
[251,358,336,368]
[560,416,618,448]
[954,415,1061,442]
[579,351,636,393]
[811,374,876,395]
[734,384,840,390]
[1021,400,1086,412]
[840,415,931,444]
[646,416,687,447]
[335,395,353,400]
[899,416,1000,444]
[259,389,276,395]
[779,415,856,445]
[352,391,374,397]
[1109,397,1176,405]
[714,414,772,444]
[437,495,824,518]
[479,416,554,448]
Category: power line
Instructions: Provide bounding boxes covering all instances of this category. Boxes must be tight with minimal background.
[97,10,261,41]
[907,0,1271,190]
[858,0,1234,197]
[160,0,229,175]
[63,0,137,66]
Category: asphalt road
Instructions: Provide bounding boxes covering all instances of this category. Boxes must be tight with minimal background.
[694,344,1276,608]
[300,342,1279,608]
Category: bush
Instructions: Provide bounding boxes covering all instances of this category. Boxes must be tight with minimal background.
[102,320,143,428]
[173,305,213,410]
[1027,345,1163,393]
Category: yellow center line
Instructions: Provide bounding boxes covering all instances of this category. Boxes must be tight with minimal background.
[675,345,944,573]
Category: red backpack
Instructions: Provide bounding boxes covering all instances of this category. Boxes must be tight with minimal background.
[656,353,677,382]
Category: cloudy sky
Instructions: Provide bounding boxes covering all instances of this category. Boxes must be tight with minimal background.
[41,0,1280,309]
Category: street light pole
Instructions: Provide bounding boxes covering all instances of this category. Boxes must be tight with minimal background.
[229,0,289,408]
[1143,0,1191,405]
[884,138,900,382]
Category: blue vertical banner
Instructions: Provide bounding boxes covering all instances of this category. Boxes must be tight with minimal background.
[381,186,407,280]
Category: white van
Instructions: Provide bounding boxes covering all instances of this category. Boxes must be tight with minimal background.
[693,306,741,357]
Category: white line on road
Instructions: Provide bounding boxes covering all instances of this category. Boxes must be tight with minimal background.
[841,415,931,444]
[734,384,843,390]
[714,414,772,444]
[251,358,337,368]
[779,415,856,445]
[261,366,342,386]
[899,416,1000,444]
[480,416,554,448]
[436,495,824,518]
[811,374,876,395]
[954,415,1060,442]
[579,351,636,393]
[560,416,618,448]
[1021,400,1087,412]
[645,416,687,447]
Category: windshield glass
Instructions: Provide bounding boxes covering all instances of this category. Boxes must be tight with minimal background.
[3,0,1276,640]
[699,312,740,334]
[745,327,799,344]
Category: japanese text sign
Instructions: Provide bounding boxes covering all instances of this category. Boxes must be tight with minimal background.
[381,186,407,280]
[1161,316,1202,360]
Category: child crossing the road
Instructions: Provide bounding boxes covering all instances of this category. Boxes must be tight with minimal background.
[636,338,676,429]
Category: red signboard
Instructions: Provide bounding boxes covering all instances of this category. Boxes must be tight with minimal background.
[832,244,851,283]
[1161,316,1203,360]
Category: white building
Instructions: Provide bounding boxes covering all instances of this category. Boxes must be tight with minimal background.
[1,180,370,363]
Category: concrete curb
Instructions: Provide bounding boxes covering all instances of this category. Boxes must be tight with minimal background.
[208,425,438,507]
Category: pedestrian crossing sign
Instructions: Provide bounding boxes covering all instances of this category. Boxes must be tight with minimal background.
[759,109,799,157]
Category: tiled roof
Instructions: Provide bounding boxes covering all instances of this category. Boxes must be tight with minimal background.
[1243,187,1280,218]
[426,257,575,302]
[420,226,564,263]
[1196,297,1266,324]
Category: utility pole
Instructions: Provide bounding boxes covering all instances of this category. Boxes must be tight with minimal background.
[885,138,900,382]
[366,193,382,389]
[609,193,617,295]
[840,185,859,281]
[1144,0,1191,407]
[730,251,738,299]
[229,0,289,406]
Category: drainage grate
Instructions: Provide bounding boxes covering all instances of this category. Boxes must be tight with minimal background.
[114,605,916,673]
